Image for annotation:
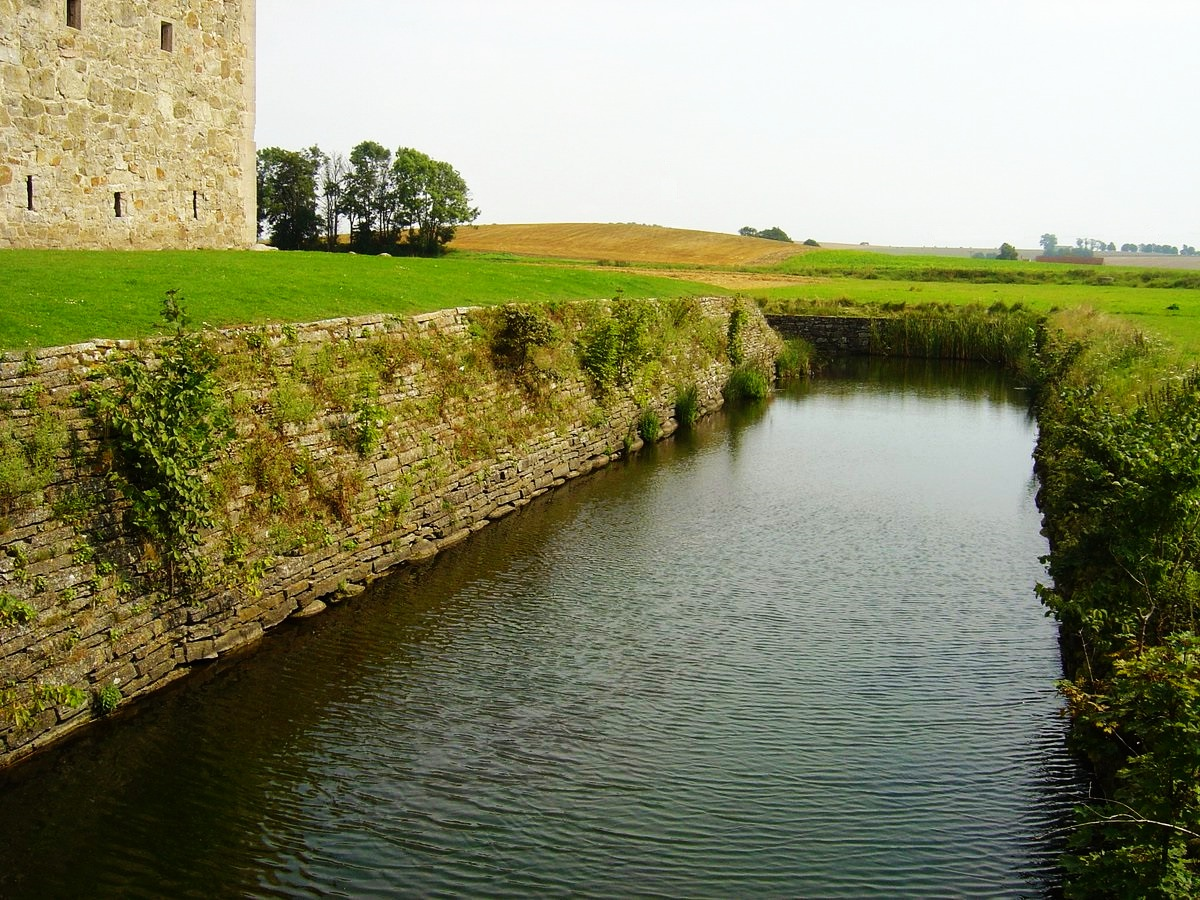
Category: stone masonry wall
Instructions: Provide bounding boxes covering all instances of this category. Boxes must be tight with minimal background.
[765,314,877,356]
[0,0,256,249]
[0,297,779,767]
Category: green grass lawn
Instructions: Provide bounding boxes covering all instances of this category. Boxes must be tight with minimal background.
[0,250,722,350]
[749,279,1200,357]
[5,246,1200,361]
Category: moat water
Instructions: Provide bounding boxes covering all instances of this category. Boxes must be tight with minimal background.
[0,359,1083,897]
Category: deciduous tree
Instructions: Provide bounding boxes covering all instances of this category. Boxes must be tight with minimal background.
[256,147,320,250]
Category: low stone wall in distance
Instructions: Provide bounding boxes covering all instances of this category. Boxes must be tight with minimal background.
[0,296,779,767]
[765,314,875,356]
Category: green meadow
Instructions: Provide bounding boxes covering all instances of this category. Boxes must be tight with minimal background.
[3,242,1199,361]
[749,278,1200,358]
[0,249,719,350]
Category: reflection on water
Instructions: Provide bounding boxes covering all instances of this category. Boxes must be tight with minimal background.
[0,359,1082,898]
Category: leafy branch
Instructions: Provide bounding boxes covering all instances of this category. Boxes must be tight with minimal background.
[87,291,232,596]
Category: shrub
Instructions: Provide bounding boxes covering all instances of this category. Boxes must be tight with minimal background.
[727,305,748,366]
[490,304,556,370]
[775,338,813,380]
[578,296,657,393]
[95,682,122,715]
[723,365,769,403]
[636,406,661,443]
[673,383,700,428]
[0,593,37,628]
[86,291,232,596]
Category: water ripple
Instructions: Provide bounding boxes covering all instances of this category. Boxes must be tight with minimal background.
[0,364,1083,899]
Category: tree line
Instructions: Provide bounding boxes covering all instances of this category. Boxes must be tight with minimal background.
[1040,233,1197,257]
[256,142,480,255]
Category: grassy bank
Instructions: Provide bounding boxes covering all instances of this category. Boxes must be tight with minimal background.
[1030,312,1200,896]
[0,250,721,350]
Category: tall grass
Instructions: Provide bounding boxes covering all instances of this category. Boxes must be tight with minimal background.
[866,305,1042,370]
[722,365,770,403]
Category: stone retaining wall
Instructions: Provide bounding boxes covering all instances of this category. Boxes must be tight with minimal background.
[0,297,778,767]
[765,314,878,356]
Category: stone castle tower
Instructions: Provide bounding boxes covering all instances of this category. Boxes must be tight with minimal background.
[0,0,256,249]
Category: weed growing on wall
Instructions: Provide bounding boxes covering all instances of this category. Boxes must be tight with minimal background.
[775,338,814,380]
[636,407,662,443]
[488,304,557,373]
[0,411,67,515]
[723,366,770,403]
[727,304,749,366]
[578,296,657,394]
[87,292,232,596]
[0,593,37,628]
[673,384,700,428]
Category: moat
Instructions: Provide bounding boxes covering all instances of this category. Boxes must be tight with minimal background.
[0,359,1083,897]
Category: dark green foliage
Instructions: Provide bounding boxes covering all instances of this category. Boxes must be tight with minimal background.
[490,305,556,371]
[868,305,1041,371]
[0,410,66,513]
[636,407,661,443]
[256,146,321,250]
[94,682,121,715]
[998,242,1019,260]
[723,365,769,403]
[775,338,813,380]
[802,238,820,247]
[392,147,480,256]
[88,292,232,595]
[340,142,479,255]
[727,305,748,366]
[0,593,37,628]
[673,384,700,428]
[578,297,656,393]
[1034,329,1200,893]
[739,226,792,242]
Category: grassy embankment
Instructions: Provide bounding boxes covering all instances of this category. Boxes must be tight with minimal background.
[0,248,721,350]
[453,225,1200,363]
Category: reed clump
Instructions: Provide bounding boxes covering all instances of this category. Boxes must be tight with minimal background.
[867,303,1041,370]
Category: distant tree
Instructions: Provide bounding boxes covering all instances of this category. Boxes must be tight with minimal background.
[1106,242,1117,252]
[1040,233,1058,254]
[739,225,791,242]
[346,140,396,250]
[1183,245,1197,257]
[256,147,320,250]
[757,226,792,242]
[392,147,479,256]
[997,242,1018,260]
[803,238,820,247]
[1121,243,1138,252]
[318,150,349,250]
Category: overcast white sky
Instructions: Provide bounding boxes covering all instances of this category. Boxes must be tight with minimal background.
[255,0,1199,250]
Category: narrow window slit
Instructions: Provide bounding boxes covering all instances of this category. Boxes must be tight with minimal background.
[26,176,34,211]
[192,190,199,219]
[66,0,81,29]
[160,21,173,52]
[114,192,124,217]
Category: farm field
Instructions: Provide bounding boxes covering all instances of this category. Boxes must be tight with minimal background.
[3,224,1199,358]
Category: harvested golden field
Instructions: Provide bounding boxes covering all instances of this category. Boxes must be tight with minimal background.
[448,223,810,267]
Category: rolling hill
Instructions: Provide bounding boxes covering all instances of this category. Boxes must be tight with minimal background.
[448,223,810,267]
